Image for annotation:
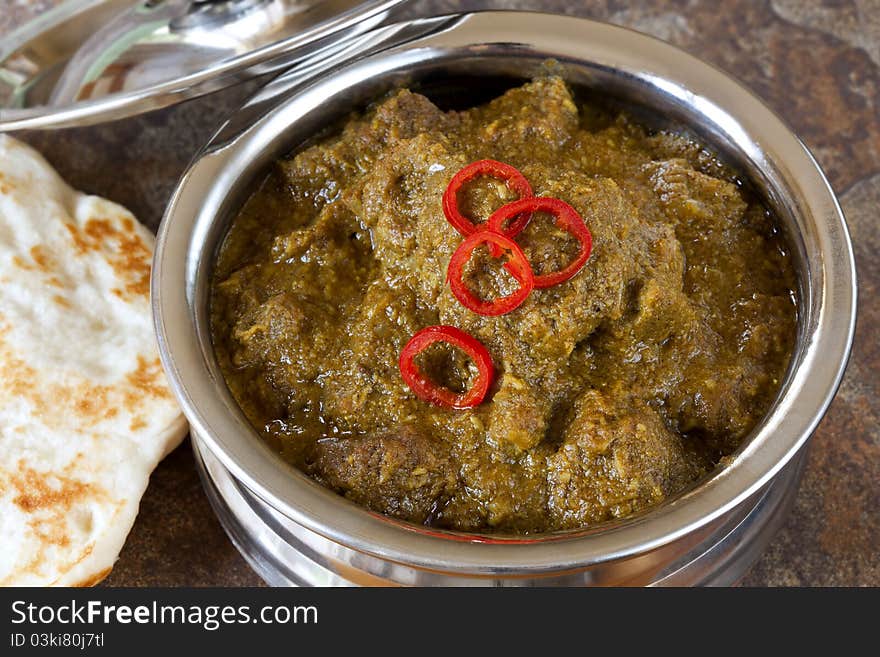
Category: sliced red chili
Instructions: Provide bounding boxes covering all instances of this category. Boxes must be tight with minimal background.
[447,229,535,316]
[399,325,494,409]
[442,159,533,238]
[488,197,593,289]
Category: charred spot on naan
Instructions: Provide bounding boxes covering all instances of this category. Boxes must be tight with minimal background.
[0,460,118,586]
[63,217,152,301]
[9,454,108,503]
[0,172,13,195]
[0,458,126,588]
[0,332,41,401]
[11,255,33,271]
[29,245,54,272]
[0,322,169,428]
[10,463,103,515]
[73,387,112,421]
[11,246,67,289]
[11,247,54,273]
[125,355,173,402]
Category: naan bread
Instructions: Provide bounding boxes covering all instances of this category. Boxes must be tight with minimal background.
[0,135,187,586]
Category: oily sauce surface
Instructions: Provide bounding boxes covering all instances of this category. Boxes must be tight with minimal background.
[210,78,797,533]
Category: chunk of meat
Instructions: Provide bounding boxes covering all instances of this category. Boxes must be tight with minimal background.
[368,90,460,144]
[596,223,707,367]
[347,134,466,306]
[320,279,426,428]
[446,437,550,532]
[311,427,457,523]
[458,77,580,162]
[487,372,548,451]
[645,158,746,234]
[230,291,337,378]
[278,90,459,215]
[546,390,708,528]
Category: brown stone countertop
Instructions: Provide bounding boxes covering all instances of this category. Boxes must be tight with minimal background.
[3,0,877,586]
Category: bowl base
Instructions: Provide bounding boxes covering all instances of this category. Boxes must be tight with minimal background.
[192,435,807,587]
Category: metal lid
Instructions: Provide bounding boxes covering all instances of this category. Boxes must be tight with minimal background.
[0,0,404,130]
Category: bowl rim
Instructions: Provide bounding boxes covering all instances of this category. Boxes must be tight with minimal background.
[153,10,857,574]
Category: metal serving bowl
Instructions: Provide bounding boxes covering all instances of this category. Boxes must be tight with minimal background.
[153,11,857,585]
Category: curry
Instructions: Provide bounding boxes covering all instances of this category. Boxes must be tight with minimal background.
[210,77,796,533]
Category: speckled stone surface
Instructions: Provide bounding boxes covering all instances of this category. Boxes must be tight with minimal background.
[2,0,877,587]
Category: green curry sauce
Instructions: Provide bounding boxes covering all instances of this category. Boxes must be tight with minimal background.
[210,77,796,533]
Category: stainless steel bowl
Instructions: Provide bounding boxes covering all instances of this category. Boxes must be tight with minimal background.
[153,11,857,586]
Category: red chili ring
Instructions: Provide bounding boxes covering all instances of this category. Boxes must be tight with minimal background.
[442,159,533,238]
[447,229,535,316]
[399,325,494,409]
[487,197,593,289]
